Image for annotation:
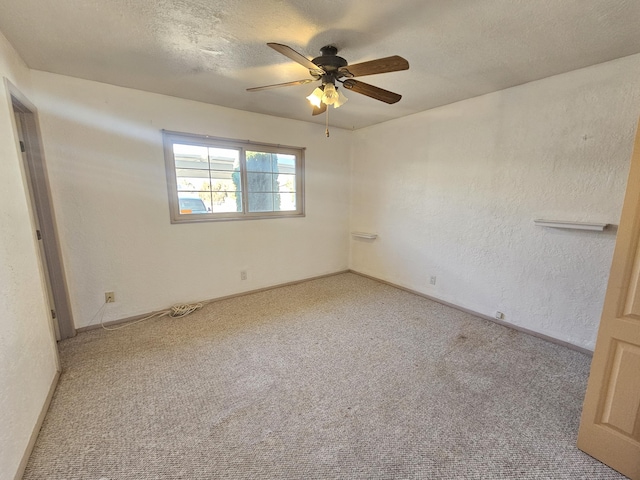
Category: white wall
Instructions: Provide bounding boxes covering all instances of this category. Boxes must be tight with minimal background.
[350,54,640,351]
[0,33,59,480]
[30,71,352,328]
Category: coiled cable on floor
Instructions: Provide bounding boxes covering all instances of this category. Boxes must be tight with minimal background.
[169,303,203,318]
[99,302,203,331]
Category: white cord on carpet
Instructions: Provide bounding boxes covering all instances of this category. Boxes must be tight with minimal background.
[168,303,203,318]
[99,302,203,331]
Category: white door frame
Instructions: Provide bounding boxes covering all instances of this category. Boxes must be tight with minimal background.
[7,79,76,340]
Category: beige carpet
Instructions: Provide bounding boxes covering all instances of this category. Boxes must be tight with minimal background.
[24,273,625,479]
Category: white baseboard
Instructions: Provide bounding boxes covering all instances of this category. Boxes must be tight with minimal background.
[14,369,60,480]
[78,268,592,355]
[349,270,593,356]
[77,270,351,332]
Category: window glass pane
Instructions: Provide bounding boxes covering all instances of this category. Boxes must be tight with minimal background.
[277,174,296,193]
[211,192,242,213]
[246,151,275,173]
[247,172,276,193]
[247,170,280,211]
[248,192,275,212]
[202,172,241,213]
[208,148,238,171]
[279,193,297,211]
[276,154,296,174]
[176,169,210,191]
[245,153,296,212]
[209,170,234,188]
[209,173,236,191]
[174,144,208,169]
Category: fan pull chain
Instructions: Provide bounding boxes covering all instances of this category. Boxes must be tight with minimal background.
[325,105,330,137]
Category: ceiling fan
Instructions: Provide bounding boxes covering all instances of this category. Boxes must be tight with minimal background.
[247,43,409,116]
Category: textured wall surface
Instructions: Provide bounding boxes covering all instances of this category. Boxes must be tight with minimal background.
[31,71,352,328]
[0,32,59,480]
[350,54,640,350]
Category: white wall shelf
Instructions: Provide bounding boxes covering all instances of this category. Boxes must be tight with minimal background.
[351,232,378,240]
[534,219,608,231]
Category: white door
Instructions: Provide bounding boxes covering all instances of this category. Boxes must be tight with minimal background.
[577,118,640,480]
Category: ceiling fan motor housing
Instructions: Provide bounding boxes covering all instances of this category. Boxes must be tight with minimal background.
[312,45,348,82]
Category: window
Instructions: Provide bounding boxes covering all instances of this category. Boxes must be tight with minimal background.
[163,131,304,223]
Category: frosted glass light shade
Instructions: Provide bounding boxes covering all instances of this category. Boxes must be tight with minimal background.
[322,83,339,105]
[306,87,323,107]
[333,89,348,108]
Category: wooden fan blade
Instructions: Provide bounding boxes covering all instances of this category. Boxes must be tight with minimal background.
[342,79,402,104]
[339,55,409,78]
[246,79,314,92]
[267,43,324,73]
[312,102,327,116]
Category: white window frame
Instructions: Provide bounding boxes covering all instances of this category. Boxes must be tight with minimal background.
[163,130,305,223]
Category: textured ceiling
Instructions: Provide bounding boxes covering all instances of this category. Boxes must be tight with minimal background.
[1,0,640,129]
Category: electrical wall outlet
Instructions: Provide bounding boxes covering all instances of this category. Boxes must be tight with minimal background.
[430,276,437,285]
[240,270,247,281]
[495,311,505,320]
[105,291,115,303]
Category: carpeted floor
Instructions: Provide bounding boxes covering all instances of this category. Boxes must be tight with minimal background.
[23,273,626,479]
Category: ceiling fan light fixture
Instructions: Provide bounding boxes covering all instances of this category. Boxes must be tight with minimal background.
[306,87,324,108]
[321,82,339,105]
[248,43,409,115]
[333,88,348,108]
